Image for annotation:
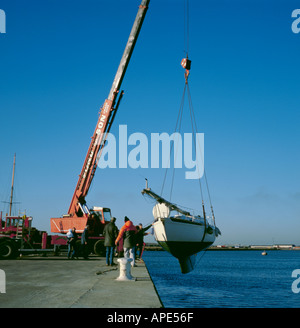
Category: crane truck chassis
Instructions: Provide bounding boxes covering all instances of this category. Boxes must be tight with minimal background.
[0,213,108,259]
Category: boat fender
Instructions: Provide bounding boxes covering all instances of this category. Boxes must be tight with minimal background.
[206,226,213,234]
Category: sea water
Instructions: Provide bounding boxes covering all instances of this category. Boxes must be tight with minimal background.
[143,250,300,308]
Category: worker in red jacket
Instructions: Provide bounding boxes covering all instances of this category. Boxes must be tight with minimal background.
[115,216,137,267]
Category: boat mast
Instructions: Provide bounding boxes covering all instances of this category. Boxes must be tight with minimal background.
[9,153,16,216]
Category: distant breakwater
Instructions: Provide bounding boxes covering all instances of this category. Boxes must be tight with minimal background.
[144,244,299,251]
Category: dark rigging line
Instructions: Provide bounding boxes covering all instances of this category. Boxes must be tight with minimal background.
[160,84,187,197]
[187,85,213,209]
[169,84,186,201]
[186,83,205,207]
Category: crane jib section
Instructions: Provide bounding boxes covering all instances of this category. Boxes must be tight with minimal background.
[68,97,115,216]
[67,0,150,217]
[82,99,112,181]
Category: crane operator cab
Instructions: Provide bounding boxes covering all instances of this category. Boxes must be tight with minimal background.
[87,207,112,235]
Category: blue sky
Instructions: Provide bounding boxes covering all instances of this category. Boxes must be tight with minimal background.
[0,0,299,245]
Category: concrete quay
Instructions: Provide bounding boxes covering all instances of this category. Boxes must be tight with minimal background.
[0,254,163,308]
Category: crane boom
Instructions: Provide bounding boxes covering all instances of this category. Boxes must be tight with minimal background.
[68,0,150,217]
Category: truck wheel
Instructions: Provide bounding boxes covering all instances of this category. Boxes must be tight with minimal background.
[0,240,18,259]
[94,240,106,257]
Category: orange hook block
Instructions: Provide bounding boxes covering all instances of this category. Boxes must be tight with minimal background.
[181,57,191,70]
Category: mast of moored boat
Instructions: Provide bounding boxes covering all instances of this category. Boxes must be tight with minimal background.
[9,153,16,216]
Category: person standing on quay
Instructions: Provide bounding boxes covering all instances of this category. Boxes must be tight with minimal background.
[115,216,137,267]
[81,225,89,259]
[103,217,119,266]
[67,227,79,259]
[67,228,74,259]
[136,223,152,260]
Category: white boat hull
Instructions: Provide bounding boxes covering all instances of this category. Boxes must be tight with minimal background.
[153,216,217,273]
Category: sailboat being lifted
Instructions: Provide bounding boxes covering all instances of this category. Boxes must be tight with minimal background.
[140,4,222,272]
[141,1,221,273]
[142,185,221,274]
[141,56,221,273]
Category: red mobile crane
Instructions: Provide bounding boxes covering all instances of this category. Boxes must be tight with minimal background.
[50,0,150,248]
[0,1,149,259]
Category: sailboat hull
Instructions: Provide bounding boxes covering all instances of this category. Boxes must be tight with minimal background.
[157,240,213,258]
[153,217,216,273]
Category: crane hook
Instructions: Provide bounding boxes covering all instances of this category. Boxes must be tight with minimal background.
[181,57,191,84]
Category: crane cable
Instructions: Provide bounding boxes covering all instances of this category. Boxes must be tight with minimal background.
[161,0,216,227]
[161,0,190,199]
[184,0,190,58]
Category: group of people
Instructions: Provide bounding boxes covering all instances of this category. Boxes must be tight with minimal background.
[103,216,152,267]
[66,225,90,260]
[66,217,152,266]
